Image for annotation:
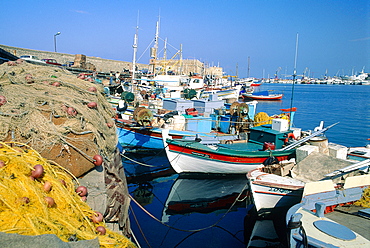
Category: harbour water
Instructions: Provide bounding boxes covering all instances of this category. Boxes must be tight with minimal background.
[124,83,370,248]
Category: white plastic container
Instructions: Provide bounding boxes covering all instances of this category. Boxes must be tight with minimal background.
[272,119,289,132]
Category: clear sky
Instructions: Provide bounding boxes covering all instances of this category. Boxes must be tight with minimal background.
[1,0,369,78]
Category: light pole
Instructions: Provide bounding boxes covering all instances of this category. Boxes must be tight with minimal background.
[54,32,61,52]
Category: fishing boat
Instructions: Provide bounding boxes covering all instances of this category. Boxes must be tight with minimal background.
[241,90,283,101]
[161,120,300,175]
[347,144,370,161]
[247,161,304,214]
[286,174,370,247]
[248,148,370,215]
[162,117,342,175]
[116,120,237,151]
[114,99,257,151]
[199,86,242,101]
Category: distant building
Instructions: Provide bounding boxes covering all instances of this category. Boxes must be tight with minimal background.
[150,58,223,77]
[204,66,223,78]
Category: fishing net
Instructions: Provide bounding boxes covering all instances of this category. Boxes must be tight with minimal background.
[354,187,370,208]
[254,112,271,126]
[0,141,135,247]
[0,61,132,241]
[0,61,116,177]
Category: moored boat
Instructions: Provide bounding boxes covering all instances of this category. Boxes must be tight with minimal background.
[114,98,257,150]
[242,90,283,100]
[286,174,370,247]
[247,162,304,214]
[161,123,297,175]
[248,147,370,215]
[347,144,370,161]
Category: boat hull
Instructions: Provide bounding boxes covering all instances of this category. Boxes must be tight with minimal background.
[248,169,304,213]
[116,121,238,150]
[242,94,283,100]
[117,125,172,150]
[163,134,295,174]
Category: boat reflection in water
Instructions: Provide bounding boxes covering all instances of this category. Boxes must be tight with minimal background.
[121,149,174,183]
[128,173,255,248]
[161,175,253,223]
[125,148,288,247]
[244,208,288,247]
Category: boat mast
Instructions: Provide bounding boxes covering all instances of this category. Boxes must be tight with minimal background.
[179,44,183,75]
[289,33,299,127]
[163,38,167,60]
[247,56,250,78]
[131,11,139,90]
[151,17,160,75]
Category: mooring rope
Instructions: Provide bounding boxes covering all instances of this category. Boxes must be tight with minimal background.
[128,181,250,233]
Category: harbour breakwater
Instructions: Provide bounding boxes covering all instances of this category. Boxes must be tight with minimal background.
[0,44,148,73]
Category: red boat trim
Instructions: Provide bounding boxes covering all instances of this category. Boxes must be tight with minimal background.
[168,143,291,164]
[253,190,302,197]
[252,181,304,191]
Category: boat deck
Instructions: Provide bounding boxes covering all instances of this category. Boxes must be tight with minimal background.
[325,205,370,240]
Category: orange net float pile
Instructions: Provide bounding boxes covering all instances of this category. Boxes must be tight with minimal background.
[0,141,136,248]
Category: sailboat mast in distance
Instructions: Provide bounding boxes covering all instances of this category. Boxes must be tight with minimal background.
[247,56,250,78]
[132,11,139,83]
[150,16,160,74]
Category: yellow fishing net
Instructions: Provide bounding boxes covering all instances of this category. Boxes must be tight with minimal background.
[354,187,370,208]
[254,112,271,126]
[254,112,290,127]
[0,141,136,248]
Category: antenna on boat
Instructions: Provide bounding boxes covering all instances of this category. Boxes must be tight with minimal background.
[289,33,299,128]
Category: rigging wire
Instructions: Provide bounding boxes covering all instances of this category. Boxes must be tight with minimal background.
[129,205,151,248]
[120,144,169,168]
[173,225,245,248]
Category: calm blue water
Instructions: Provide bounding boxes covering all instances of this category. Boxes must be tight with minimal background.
[125,84,370,248]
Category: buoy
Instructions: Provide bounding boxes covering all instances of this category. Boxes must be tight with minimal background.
[88,86,97,92]
[0,95,7,106]
[93,154,103,166]
[52,82,61,87]
[284,133,296,144]
[67,107,77,116]
[87,102,97,109]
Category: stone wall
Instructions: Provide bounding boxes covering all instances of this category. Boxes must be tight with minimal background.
[0,44,149,73]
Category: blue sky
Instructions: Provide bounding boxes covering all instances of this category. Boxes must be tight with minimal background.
[1,0,369,78]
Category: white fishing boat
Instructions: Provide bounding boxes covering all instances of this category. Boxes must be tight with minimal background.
[247,161,304,214]
[241,90,283,101]
[347,144,370,161]
[162,127,297,175]
[248,150,370,214]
